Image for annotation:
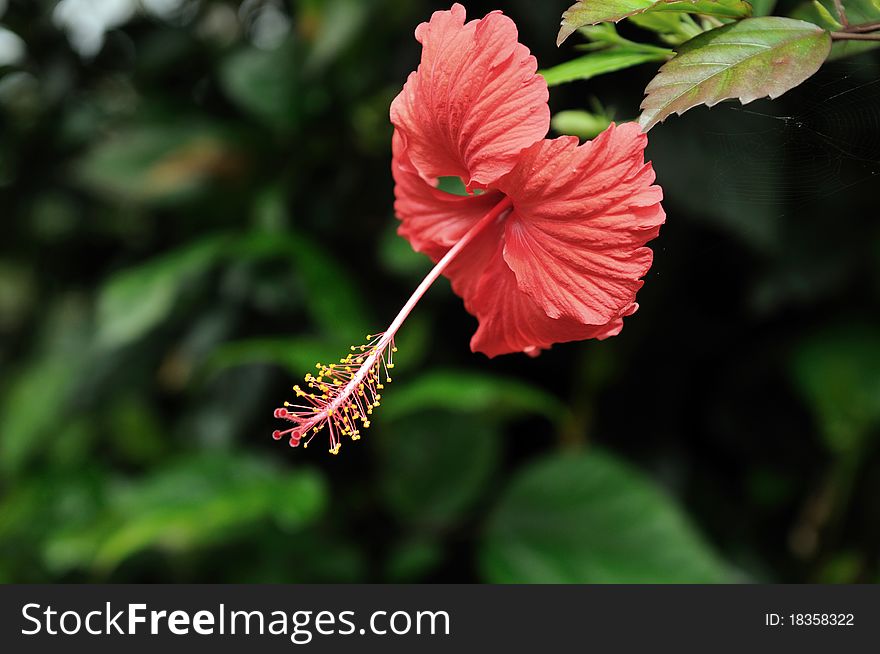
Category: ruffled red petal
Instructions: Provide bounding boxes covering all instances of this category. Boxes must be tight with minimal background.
[462,233,637,358]
[495,123,665,326]
[392,130,505,259]
[390,3,549,189]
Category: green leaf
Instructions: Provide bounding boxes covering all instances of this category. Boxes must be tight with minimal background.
[377,413,500,529]
[552,110,615,138]
[303,0,369,72]
[377,370,567,530]
[43,454,327,572]
[385,537,443,582]
[382,369,568,425]
[792,0,880,59]
[481,450,733,583]
[98,226,371,352]
[541,49,671,86]
[812,0,844,29]
[558,0,753,45]
[749,0,777,15]
[628,12,707,45]
[96,237,229,348]
[435,176,469,196]
[75,124,241,204]
[379,220,433,279]
[204,337,344,376]
[791,325,880,455]
[797,0,880,26]
[235,231,369,342]
[638,17,832,131]
[0,359,75,476]
[219,39,300,131]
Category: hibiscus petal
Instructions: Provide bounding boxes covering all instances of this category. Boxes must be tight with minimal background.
[390,3,549,188]
[392,130,505,259]
[455,231,634,358]
[496,123,665,326]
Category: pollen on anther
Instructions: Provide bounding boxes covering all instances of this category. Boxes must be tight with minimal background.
[272,333,398,455]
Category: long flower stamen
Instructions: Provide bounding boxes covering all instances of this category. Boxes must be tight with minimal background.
[274,196,513,455]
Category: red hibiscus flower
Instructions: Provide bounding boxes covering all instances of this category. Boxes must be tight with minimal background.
[273,3,664,454]
[391,3,665,358]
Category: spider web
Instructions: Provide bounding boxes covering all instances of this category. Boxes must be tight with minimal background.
[704,56,880,204]
[646,53,880,252]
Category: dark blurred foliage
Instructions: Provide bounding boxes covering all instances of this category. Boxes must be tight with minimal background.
[0,0,878,584]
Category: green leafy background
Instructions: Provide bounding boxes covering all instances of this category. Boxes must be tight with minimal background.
[0,0,878,584]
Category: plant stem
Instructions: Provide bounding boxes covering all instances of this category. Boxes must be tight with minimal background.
[832,0,849,28]
[846,21,880,33]
[830,31,880,41]
[325,196,513,417]
[381,196,512,340]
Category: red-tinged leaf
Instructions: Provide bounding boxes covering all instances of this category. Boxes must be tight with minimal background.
[638,17,832,131]
[557,0,753,46]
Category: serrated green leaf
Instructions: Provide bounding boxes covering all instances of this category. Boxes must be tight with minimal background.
[541,49,671,86]
[382,369,568,425]
[481,451,733,583]
[558,0,753,45]
[638,17,832,131]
